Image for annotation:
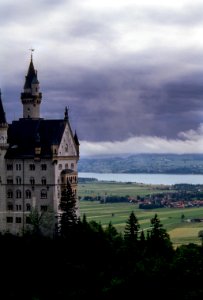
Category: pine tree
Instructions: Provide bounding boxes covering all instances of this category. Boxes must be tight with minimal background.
[59,180,78,238]
[124,211,140,243]
[148,213,173,256]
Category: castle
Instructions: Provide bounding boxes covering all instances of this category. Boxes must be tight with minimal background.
[0,55,80,236]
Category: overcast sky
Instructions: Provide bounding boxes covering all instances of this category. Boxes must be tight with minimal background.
[1,0,203,156]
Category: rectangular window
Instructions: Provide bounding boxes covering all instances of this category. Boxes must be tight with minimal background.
[41,164,47,170]
[26,204,31,211]
[41,205,48,212]
[7,164,13,171]
[29,164,35,171]
[16,205,22,211]
[7,178,13,184]
[16,164,21,171]
[7,217,13,223]
[16,217,22,223]
[26,217,31,224]
[7,204,13,211]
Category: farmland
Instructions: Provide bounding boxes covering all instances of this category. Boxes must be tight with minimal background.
[78,181,203,247]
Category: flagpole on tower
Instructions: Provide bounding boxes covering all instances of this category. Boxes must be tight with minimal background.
[29,48,35,60]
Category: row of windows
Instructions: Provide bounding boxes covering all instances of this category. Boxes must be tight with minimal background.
[58,163,74,170]
[7,204,48,212]
[7,217,23,223]
[7,177,47,185]
[7,189,48,199]
[61,176,77,184]
[7,162,75,172]
[7,164,47,171]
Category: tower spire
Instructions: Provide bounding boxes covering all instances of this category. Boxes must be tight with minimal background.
[21,52,42,119]
[0,89,7,125]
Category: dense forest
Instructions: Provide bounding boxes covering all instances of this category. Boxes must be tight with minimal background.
[2,181,203,299]
[1,212,203,299]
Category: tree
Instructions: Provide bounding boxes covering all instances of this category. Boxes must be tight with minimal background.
[148,213,173,256]
[181,214,185,222]
[105,222,118,239]
[58,180,78,238]
[124,211,140,244]
[198,230,203,246]
[25,207,54,237]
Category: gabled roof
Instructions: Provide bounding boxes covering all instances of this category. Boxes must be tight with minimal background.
[5,118,66,159]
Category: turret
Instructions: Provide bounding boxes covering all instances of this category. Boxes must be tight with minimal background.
[74,130,80,157]
[21,52,42,119]
[0,89,8,147]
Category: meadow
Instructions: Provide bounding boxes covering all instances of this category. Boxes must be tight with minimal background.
[78,181,203,247]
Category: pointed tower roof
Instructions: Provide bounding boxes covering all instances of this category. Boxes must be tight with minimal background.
[74,130,80,145]
[24,55,38,89]
[0,89,7,124]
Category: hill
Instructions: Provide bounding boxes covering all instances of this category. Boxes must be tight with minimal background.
[78,153,203,174]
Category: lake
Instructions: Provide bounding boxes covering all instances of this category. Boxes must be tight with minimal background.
[79,172,203,185]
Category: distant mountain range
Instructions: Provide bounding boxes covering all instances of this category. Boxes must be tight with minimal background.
[78,154,203,174]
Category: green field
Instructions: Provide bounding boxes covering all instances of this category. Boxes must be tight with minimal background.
[78,181,172,198]
[78,181,203,247]
[79,201,203,247]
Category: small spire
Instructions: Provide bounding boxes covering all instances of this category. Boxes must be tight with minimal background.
[64,106,69,120]
[0,90,7,125]
[74,130,80,145]
[24,50,37,89]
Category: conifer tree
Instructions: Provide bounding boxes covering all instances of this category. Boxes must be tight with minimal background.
[148,213,173,256]
[124,211,140,243]
[59,180,78,238]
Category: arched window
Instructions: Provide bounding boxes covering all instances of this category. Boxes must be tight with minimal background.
[25,190,31,199]
[71,163,74,170]
[41,177,46,185]
[41,189,47,199]
[58,164,62,170]
[30,177,35,185]
[16,190,22,199]
[65,163,68,169]
[7,189,13,198]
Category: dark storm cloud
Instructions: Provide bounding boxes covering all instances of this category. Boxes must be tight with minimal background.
[1,0,203,156]
[34,54,203,142]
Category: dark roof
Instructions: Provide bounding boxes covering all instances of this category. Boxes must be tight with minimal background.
[0,90,7,124]
[24,58,38,89]
[5,118,66,159]
[74,131,80,145]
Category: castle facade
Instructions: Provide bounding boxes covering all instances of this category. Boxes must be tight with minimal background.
[0,55,80,236]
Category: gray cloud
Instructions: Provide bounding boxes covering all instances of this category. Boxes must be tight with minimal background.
[0,0,203,154]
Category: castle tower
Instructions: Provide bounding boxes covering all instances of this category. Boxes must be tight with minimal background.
[0,89,8,147]
[0,56,79,237]
[21,53,42,119]
[0,90,8,232]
